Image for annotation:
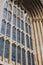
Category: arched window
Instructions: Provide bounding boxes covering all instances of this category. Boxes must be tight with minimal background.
[22,48,26,65]
[4,40,10,59]
[17,46,21,63]
[12,26,16,41]
[0,38,4,56]
[27,51,31,65]
[31,53,35,65]
[30,37,33,50]
[12,44,16,61]
[4,1,8,8]
[1,20,6,35]
[8,4,12,10]
[26,35,30,48]
[6,23,11,37]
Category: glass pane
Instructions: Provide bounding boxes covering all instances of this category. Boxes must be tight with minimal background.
[27,51,31,65]
[26,35,29,48]
[8,11,11,22]
[21,11,23,18]
[4,1,8,8]
[29,25,31,35]
[17,18,20,28]
[3,9,7,19]
[21,32,24,45]
[30,37,33,50]
[13,15,16,26]
[6,23,11,37]
[13,6,16,14]
[1,20,6,35]
[22,49,26,65]
[0,38,4,56]
[25,23,28,33]
[31,53,35,65]
[8,4,12,10]
[12,27,16,41]
[4,40,10,58]
[17,47,21,63]
[17,29,20,43]
[21,20,24,30]
[17,9,20,17]
[12,44,16,61]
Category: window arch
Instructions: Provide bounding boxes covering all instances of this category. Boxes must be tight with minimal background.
[27,51,31,65]
[17,46,21,63]
[12,44,16,61]
[4,1,8,8]
[0,38,4,56]
[1,20,6,35]
[4,40,10,59]
[22,48,26,65]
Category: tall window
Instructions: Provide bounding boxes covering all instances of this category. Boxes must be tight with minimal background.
[21,20,24,30]
[8,4,12,10]
[21,11,23,18]
[17,18,20,28]
[22,49,26,65]
[12,44,16,61]
[1,20,6,35]
[25,23,28,33]
[12,27,16,41]
[4,40,10,58]
[26,35,29,48]
[3,9,7,19]
[30,37,33,50]
[17,46,21,63]
[7,11,11,22]
[21,32,24,45]
[4,1,8,8]
[13,6,16,14]
[29,25,31,35]
[0,38,4,56]
[6,23,11,37]
[17,9,20,17]
[31,53,35,65]
[17,29,20,43]
[27,51,31,65]
[13,15,16,26]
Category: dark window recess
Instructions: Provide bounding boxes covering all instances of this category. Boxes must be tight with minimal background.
[12,44,16,61]
[17,46,21,63]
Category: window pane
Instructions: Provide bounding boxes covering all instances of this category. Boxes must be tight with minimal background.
[6,23,11,37]
[0,38,4,56]
[4,1,8,8]
[13,6,16,14]
[30,37,33,50]
[21,32,24,45]
[22,49,26,65]
[1,20,6,35]
[26,35,29,48]
[17,47,21,63]
[27,51,31,65]
[12,27,16,41]
[13,15,16,26]
[25,23,28,33]
[17,18,20,28]
[3,9,7,19]
[12,44,16,61]
[21,20,24,30]
[8,11,11,22]
[17,9,20,17]
[21,11,23,18]
[31,53,35,65]
[4,40,10,58]
[29,25,31,35]
[17,29,20,43]
[8,4,12,10]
